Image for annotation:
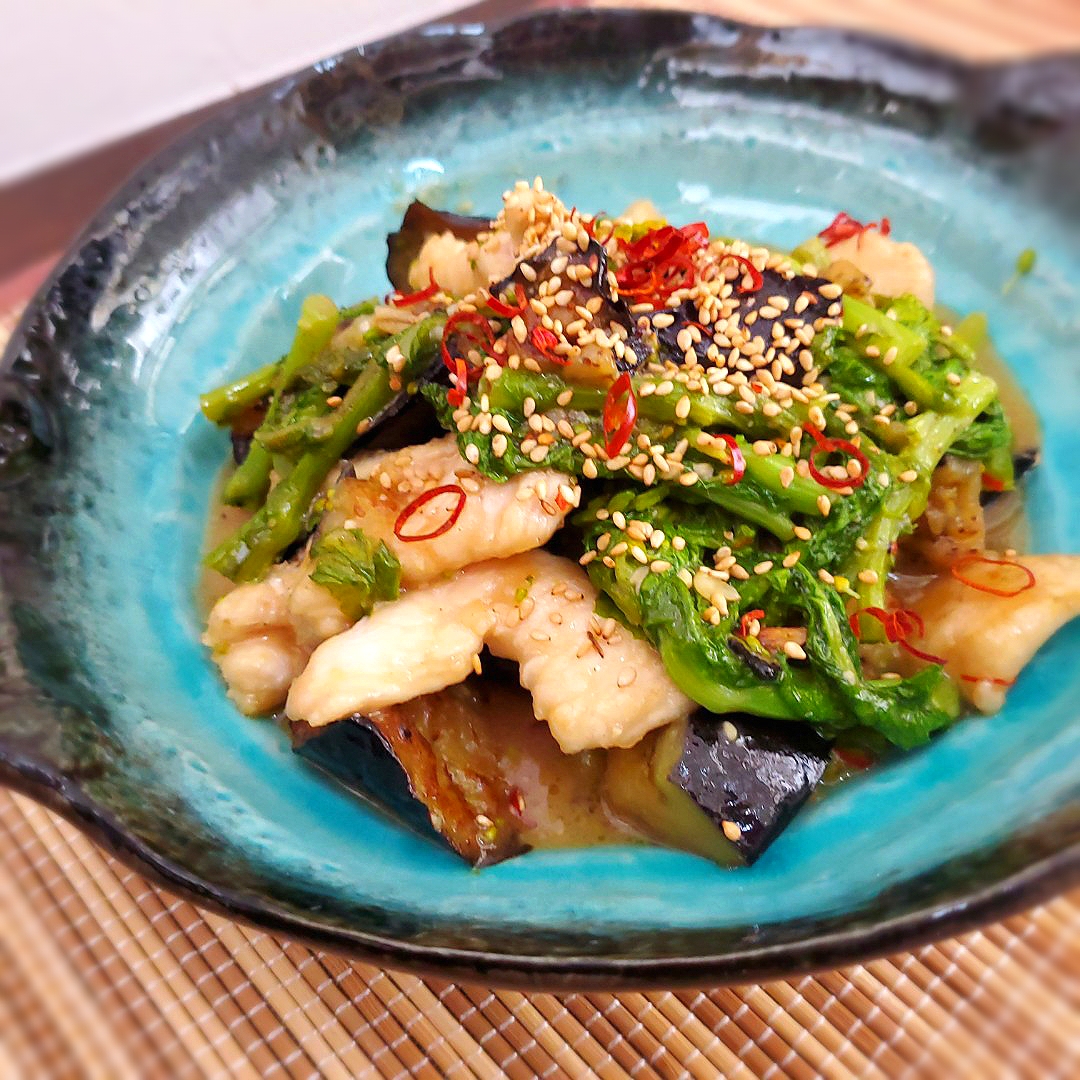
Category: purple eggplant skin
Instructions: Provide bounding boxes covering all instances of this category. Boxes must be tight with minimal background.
[290,716,442,843]
[385,201,488,292]
[491,238,652,372]
[669,712,831,864]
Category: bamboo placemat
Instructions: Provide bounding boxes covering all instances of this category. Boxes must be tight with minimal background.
[3,1,1080,1076]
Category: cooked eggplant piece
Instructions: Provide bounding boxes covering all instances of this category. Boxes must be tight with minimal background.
[671,712,831,863]
[652,268,837,367]
[605,711,830,865]
[492,239,651,373]
[386,200,488,292]
[291,692,528,867]
[290,677,619,866]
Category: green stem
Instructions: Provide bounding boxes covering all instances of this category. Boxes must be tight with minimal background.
[845,370,998,610]
[842,296,938,408]
[200,361,280,425]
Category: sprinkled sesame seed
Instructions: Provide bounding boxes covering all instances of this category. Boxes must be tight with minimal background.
[528,445,549,463]
[523,396,536,417]
[582,458,599,479]
[650,559,672,574]
[864,344,881,358]
[678,471,699,486]
[579,551,597,566]
[675,395,692,420]
[817,494,832,516]
[784,640,807,660]
[630,546,649,565]
[818,568,835,585]
[464,443,480,465]
[612,511,627,530]
[754,560,774,575]
[672,536,687,552]
[722,721,738,741]
[722,820,742,842]
[842,670,858,685]
[782,551,801,568]
[857,569,879,585]
[946,371,963,386]
[899,469,918,483]
[491,433,508,458]
[556,388,574,407]
[793,525,812,541]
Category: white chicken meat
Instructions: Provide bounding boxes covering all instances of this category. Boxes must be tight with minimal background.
[912,554,1080,713]
[286,550,694,754]
[330,434,574,587]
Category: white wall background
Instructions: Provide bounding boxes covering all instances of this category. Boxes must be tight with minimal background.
[0,0,468,184]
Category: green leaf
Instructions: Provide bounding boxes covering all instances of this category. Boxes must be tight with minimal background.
[309,528,401,622]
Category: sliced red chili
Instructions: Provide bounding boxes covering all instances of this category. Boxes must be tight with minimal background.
[849,606,897,642]
[602,372,637,458]
[739,609,765,639]
[897,639,947,665]
[805,425,869,491]
[441,311,496,405]
[484,282,527,319]
[446,356,469,407]
[529,324,567,364]
[849,606,945,665]
[719,253,763,294]
[393,484,467,542]
[960,674,1016,687]
[391,268,440,307]
[716,434,746,485]
[950,553,1036,598]
[614,222,708,306]
[982,474,1006,493]
[818,212,892,247]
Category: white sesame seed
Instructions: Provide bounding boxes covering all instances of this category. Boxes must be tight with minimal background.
[464,443,480,465]
[582,458,598,479]
[899,469,918,483]
[783,640,807,660]
[754,560,774,575]
[857,569,879,584]
[492,433,508,458]
[675,395,692,420]
[722,820,742,842]
[817,494,832,516]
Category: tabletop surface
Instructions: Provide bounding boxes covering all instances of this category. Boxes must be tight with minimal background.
[2,2,1079,1077]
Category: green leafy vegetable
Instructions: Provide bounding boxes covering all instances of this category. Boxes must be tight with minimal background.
[309,528,401,621]
[205,314,444,582]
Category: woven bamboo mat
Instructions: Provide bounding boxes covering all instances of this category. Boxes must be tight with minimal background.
[3,1,1080,1076]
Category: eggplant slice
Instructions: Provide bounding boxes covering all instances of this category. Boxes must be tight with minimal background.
[670,712,830,863]
[605,711,830,865]
[386,200,488,293]
[291,690,529,867]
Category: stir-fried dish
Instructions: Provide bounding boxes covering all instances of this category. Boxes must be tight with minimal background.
[199,179,1079,868]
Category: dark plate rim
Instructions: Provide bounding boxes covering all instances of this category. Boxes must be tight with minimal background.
[2,6,1079,989]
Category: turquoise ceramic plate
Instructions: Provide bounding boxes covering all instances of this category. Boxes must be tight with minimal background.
[1,9,1079,987]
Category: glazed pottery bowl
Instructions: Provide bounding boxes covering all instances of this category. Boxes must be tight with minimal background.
[1,9,1078,987]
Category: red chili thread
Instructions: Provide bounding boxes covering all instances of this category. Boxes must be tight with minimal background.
[818,212,892,247]
[950,552,1036,598]
[715,434,746,485]
[484,282,527,319]
[391,268,441,307]
[719,253,763,293]
[804,425,869,491]
[602,372,637,457]
[393,484,467,542]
